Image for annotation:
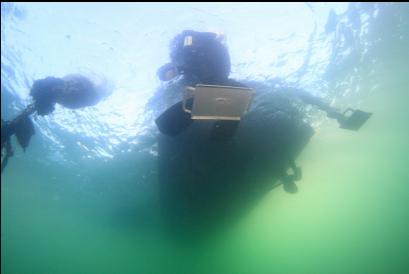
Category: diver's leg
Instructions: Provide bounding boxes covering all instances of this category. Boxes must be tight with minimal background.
[1,154,9,173]
[1,140,13,174]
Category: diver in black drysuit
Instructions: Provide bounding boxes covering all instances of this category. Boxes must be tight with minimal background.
[1,75,104,173]
[154,30,357,193]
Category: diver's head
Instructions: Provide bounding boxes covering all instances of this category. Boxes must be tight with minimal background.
[157,30,231,85]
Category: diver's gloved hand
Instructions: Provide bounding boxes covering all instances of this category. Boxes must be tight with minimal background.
[157,63,179,81]
[30,77,65,115]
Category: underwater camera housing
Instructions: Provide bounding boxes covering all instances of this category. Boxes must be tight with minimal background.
[182,85,254,121]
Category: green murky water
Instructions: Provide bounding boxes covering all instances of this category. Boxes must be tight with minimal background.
[2,3,409,274]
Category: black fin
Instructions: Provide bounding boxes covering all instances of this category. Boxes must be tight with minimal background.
[13,115,35,151]
[339,109,372,131]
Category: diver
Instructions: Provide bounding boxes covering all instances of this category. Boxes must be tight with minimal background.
[154,29,372,193]
[1,74,109,173]
[156,30,370,132]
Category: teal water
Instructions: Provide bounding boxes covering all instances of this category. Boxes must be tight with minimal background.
[2,3,409,274]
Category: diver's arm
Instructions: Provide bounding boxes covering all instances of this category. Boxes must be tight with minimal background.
[283,88,344,120]
[1,104,35,150]
[10,104,36,127]
[282,87,373,131]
